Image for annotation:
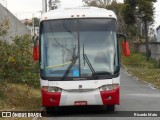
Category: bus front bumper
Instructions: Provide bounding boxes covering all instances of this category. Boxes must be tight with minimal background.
[41,87,119,107]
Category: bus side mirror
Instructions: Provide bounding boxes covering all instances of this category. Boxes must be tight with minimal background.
[122,41,130,57]
[32,36,39,61]
[33,45,39,61]
[117,33,130,57]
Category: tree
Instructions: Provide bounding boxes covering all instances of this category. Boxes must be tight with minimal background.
[136,0,156,61]
[83,0,116,7]
[105,1,127,33]
[83,0,126,33]
[121,1,138,42]
[122,0,157,61]
[136,0,156,22]
[122,0,156,24]
[23,17,40,27]
[148,25,156,42]
[121,1,136,25]
[33,17,40,27]
[23,19,31,26]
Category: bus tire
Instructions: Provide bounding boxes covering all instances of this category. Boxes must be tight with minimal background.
[106,105,115,111]
[45,107,56,114]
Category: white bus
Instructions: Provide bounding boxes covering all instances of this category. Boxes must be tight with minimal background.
[33,7,130,113]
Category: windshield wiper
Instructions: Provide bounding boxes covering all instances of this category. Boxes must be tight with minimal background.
[61,55,78,80]
[83,54,98,79]
[61,46,78,80]
[83,45,97,79]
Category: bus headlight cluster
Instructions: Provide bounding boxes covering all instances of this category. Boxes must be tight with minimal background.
[48,86,62,92]
[42,86,62,92]
[100,85,113,91]
[99,84,119,91]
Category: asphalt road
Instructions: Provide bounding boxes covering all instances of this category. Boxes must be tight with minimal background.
[45,68,160,119]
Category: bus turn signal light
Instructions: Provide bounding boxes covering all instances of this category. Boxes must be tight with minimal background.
[42,86,48,91]
[99,84,119,91]
[42,86,62,92]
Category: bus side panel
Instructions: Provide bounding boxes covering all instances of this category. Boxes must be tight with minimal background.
[41,89,61,107]
[100,87,119,105]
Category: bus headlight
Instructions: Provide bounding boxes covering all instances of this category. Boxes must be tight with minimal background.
[48,86,62,92]
[99,84,119,91]
[42,86,62,92]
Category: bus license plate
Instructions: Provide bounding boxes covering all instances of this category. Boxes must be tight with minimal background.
[74,101,87,106]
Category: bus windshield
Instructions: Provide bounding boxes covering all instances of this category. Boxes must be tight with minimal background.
[40,19,119,80]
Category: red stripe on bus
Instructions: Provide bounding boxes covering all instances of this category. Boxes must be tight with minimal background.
[100,87,120,105]
[41,89,61,107]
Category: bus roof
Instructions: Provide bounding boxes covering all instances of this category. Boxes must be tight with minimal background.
[41,7,117,21]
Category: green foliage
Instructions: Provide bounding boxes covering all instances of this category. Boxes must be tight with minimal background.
[122,51,159,68]
[136,0,156,22]
[24,17,40,27]
[121,0,157,41]
[121,3,136,25]
[0,35,39,87]
[83,0,157,40]
[83,0,113,7]
[122,51,160,88]
[106,2,127,33]
[83,0,127,33]
[106,1,123,13]
[33,17,40,27]
[0,81,5,101]
[123,0,157,23]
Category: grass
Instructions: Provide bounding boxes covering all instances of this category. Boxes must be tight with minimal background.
[0,81,41,111]
[121,52,160,89]
[0,35,44,119]
[0,81,44,120]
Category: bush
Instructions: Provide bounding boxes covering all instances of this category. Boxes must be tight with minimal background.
[0,35,39,87]
[122,51,160,88]
[121,51,155,69]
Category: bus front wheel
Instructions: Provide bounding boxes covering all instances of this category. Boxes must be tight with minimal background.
[45,107,56,114]
[106,105,115,111]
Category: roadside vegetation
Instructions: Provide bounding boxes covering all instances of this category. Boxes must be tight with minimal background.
[121,51,160,89]
[0,0,159,118]
[0,19,41,111]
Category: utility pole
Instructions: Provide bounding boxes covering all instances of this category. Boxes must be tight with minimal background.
[32,14,35,36]
[144,20,150,61]
[42,0,47,14]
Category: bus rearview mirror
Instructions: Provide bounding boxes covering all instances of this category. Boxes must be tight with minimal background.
[33,45,39,61]
[122,41,130,57]
[117,33,130,57]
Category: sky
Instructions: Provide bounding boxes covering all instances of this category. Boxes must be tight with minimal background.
[0,0,160,28]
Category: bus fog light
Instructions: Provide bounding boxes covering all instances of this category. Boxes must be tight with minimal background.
[108,96,112,100]
[50,98,54,102]
[48,87,62,92]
